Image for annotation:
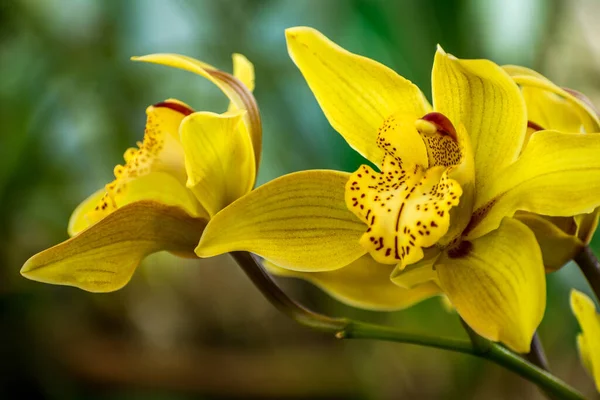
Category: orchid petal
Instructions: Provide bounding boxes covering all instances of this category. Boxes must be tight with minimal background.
[286,27,429,166]
[180,110,255,217]
[432,47,527,195]
[21,201,206,292]
[575,209,600,245]
[468,130,600,239]
[503,65,600,132]
[515,213,583,272]
[196,170,366,271]
[437,218,545,353]
[132,53,262,168]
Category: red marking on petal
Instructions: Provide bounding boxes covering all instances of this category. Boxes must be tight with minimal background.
[420,112,458,140]
[527,120,544,132]
[153,101,194,116]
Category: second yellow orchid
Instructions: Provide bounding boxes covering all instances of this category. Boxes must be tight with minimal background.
[504,66,600,271]
[195,27,600,353]
[21,53,261,292]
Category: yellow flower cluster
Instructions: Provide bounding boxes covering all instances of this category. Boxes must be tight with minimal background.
[21,26,600,387]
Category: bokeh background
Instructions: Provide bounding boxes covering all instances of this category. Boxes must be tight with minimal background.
[2,0,600,398]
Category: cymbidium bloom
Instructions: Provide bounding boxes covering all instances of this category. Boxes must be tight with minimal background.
[195,27,600,353]
[571,289,600,392]
[21,53,260,292]
[504,67,600,270]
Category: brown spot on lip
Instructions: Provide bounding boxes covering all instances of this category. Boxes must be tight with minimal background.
[153,101,194,116]
[420,112,458,140]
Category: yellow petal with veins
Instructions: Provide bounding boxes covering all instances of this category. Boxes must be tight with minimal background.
[285,27,430,166]
[571,289,600,392]
[132,53,262,168]
[196,170,366,271]
[437,218,545,353]
[468,130,600,239]
[264,256,441,311]
[503,65,600,132]
[433,47,527,195]
[522,86,590,133]
[21,201,206,292]
[346,162,461,267]
[180,110,255,217]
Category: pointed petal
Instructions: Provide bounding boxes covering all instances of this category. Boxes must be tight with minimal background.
[503,65,600,132]
[132,53,262,168]
[232,53,254,92]
[264,256,441,311]
[432,47,527,194]
[571,289,600,391]
[437,218,546,353]
[468,130,600,239]
[286,27,429,165]
[515,213,584,272]
[21,201,206,293]
[180,110,255,217]
[196,170,366,271]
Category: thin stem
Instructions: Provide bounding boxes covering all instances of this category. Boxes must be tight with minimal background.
[574,246,600,303]
[230,252,348,332]
[462,321,555,400]
[231,251,584,400]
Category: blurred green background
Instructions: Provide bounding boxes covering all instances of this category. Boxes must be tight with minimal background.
[2,0,600,398]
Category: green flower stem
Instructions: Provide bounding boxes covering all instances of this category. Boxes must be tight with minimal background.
[574,246,600,303]
[463,321,556,400]
[230,251,584,400]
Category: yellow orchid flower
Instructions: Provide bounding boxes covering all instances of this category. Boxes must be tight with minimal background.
[195,27,600,353]
[571,289,600,392]
[20,53,261,292]
[503,66,600,271]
